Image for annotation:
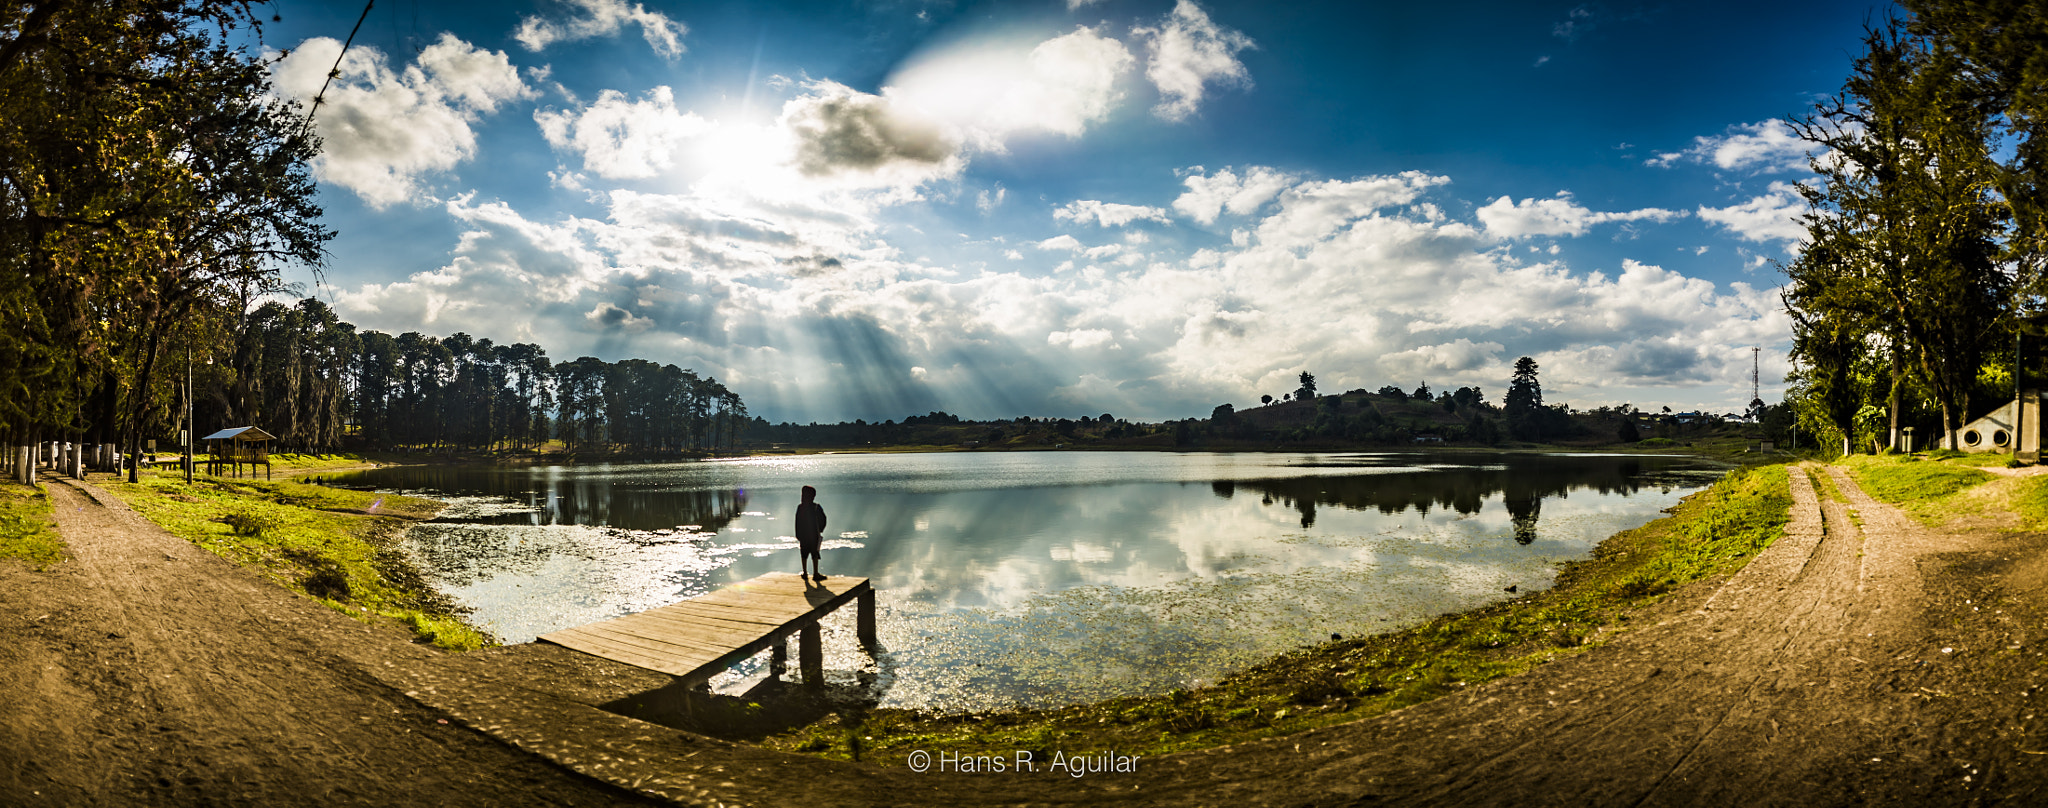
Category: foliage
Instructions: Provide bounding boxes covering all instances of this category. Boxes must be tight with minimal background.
[0,2,331,478]
[1504,357,1559,441]
[1784,13,2021,455]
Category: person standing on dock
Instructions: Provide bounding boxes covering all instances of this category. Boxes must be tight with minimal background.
[795,485,828,581]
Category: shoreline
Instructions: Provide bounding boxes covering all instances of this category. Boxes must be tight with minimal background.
[283,448,1774,755]
[10,451,2045,803]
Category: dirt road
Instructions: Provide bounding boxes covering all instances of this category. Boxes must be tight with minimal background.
[0,477,658,806]
[4,462,2046,806]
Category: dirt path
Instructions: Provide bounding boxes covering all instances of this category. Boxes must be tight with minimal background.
[6,463,2048,806]
[0,476,659,806]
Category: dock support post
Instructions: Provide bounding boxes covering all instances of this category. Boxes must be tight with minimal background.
[857,587,877,647]
[770,639,787,679]
[799,622,824,688]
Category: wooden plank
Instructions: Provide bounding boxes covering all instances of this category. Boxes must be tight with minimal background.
[570,623,735,662]
[713,577,868,598]
[536,573,877,682]
[620,609,798,642]
[648,601,801,626]
[542,631,698,677]
[601,621,774,657]
[674,596,837,623]
[695,586,864,608]
[551,626,726,669]
[690,590,865,617]
[693,579,850,600]
[549,631,718,670]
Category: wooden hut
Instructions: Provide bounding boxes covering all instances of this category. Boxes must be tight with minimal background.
[200,426,275,479]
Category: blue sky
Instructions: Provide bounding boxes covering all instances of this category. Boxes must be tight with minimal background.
[262,0,1887,423]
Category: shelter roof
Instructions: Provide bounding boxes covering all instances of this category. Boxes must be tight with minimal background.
[200,426,276,442]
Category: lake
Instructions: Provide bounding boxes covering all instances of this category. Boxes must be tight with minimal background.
[314,450,1726,713]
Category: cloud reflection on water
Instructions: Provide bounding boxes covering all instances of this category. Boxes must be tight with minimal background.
[322,451,1722,712]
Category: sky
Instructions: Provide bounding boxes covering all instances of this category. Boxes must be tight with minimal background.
[256,0,1892,424]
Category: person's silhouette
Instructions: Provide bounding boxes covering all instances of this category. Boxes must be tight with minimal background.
[795,485,827,580]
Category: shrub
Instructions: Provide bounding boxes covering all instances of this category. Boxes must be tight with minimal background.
[219,510,277,537]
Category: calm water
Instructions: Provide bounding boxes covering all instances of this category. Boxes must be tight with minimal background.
[316,451,1725,713]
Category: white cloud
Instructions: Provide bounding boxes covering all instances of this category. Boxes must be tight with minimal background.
[1055,200,1171,227]
[1255,171,1455,247]
[1134,1,1256,121]
[327,152,1788,425]
[886,26,1134,148]
[515,0,687,58]
[1698,181,1808,249]
[1552,5,1596,43]
[1476,192,1685,239]
[1380,339,1506,377]
[270,35,534,208]
[1173,165,1293,224]
[536,86,710,179]
[1648,120,1810,173]
[978,186,1007,213]
[1049,328,1114,349]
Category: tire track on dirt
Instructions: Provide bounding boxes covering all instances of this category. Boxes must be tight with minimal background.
[11,476,660,807]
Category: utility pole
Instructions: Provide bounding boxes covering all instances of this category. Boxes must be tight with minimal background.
[185,344,193,484]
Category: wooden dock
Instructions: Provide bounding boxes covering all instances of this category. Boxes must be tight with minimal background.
[538,572,875,689]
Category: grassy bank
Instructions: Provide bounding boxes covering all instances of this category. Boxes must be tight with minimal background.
[1839,453,2000,526]
[763,463,1792,762]
[0,484,62,569]
[98,464,490,650]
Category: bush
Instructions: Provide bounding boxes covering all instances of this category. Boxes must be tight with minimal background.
[219,510,277,537]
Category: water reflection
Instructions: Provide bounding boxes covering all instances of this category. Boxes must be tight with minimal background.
[319,451,1724,713]
[1204,452,1692,543]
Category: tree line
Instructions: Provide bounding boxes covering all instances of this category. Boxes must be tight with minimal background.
[0,4,753,479]
[1784,2,2048,453]
[757,357,1667,451]
[1222,360,1585,445]
[0,2,329,482]
[210,297,751,456]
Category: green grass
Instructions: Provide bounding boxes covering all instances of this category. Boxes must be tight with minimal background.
[264,452,378,473]
[2014,476,2048,530]
[1807,467,1847,504]
[763,464,1793,763]
[100,469,491,651]
[1841,454,1997,526]
[0,484,63,569]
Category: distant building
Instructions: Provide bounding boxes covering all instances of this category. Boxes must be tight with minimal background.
[1955,393,2040,459]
